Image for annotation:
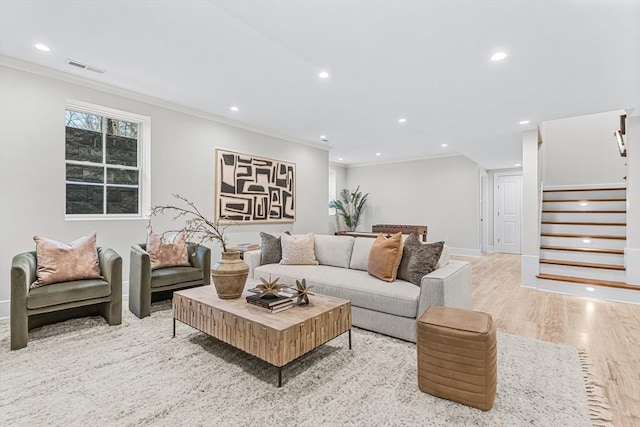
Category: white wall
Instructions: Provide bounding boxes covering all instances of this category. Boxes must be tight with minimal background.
[344,155,480,252]
[625,114,640,285]
[540,111,626,185]
[521,130,541,286]
[0,65,329,307]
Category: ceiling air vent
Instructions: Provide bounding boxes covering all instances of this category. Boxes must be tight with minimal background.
[65,59,106,74]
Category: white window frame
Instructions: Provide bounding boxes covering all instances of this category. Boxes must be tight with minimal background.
[65,100,151,221]
[329,168,337,215]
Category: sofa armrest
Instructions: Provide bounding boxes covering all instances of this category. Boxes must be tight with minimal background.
[188,244,211,285]
[416,260,472,319]
[244,250,262,279]
[98,247,122,299]
[11,252,36,307]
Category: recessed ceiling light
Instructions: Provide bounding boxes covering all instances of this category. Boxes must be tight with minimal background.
[230,106,239,112]
[398,118,407,123]
[491,51,507,61]
[515,163,521,167]
[519,120,530,125]
[320,135,328,141]
[338,158,343,161]
[34,43,50,52]
[318,71,329,79]
[441,143,448,148]
[375,152,381,156]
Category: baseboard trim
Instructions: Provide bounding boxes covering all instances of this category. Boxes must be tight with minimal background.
[486,245,495,253]
[625,248,640,285]
[450,247,483,257]
[0,281,129,321]
[0,300,8,320]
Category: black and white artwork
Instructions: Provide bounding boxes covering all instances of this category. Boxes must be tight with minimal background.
[215,149,296,223]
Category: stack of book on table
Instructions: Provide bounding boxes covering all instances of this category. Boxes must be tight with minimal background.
[237,243,260,251]
[246,294,294,313]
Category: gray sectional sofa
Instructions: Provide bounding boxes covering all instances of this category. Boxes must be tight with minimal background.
[245,234,472,342]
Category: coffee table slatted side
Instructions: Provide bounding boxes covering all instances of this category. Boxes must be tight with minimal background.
[173,293,351,367]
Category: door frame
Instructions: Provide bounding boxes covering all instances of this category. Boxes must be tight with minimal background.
[479,170,489,253]
[493,171,523,254]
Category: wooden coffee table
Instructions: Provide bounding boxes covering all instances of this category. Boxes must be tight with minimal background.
[172,283,352,387]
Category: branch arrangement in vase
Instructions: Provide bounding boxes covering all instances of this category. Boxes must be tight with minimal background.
[329,185,369,232]
[150,193,230,252]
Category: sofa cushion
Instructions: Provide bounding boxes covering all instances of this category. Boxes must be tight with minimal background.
[314,235,354,268]
[280,233,319,265]
[27,278,111,309]
[398,235,444,285]
[147,231,190,270]
[254,264,419,318]
[151,266,204,288]
[349,237,375,271]
[32,232,101,288]
[367,233,404,282]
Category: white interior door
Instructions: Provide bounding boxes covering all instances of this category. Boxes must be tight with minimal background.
[495,174,522,254]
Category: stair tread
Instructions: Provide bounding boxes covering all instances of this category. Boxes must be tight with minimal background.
[541,221,626,226]
[540,245,624,255]
[541,232,626,240]
[536,274,636,291]
[542,198,626,202]
[539,259,625,270]
[542,210,626,213]
[543,187,626,192]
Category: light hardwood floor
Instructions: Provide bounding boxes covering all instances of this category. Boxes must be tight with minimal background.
[453,252,640,427]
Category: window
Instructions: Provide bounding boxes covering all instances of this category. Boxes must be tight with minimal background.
[328,168,336,215]
[65,101,150,219]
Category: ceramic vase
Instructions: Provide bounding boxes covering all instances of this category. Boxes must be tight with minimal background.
[211,250,249,299]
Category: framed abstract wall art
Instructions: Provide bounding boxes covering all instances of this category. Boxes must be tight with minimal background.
[215,148,296,223]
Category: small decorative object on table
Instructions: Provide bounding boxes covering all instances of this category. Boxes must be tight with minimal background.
[293,279,314,305]
[256,277,286,298]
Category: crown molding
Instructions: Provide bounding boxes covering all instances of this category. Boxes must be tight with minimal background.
[0,55,331,152]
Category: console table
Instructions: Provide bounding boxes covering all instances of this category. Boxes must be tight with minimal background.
[336,224,427,242]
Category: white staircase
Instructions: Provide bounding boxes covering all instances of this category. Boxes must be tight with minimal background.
[537,185,632,293]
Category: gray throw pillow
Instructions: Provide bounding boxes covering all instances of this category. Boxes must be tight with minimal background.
[259,231,289,265]
[398,234,444,285]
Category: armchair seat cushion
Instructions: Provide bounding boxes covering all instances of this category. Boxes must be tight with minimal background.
[151,266,204,288]
[26,279,111,310]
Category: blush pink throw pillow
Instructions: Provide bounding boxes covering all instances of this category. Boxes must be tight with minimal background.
[146,231,190,270]
[32,232,101,288]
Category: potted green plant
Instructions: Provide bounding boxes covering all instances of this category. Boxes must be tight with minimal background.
[150,194,248,299]
[329,186,369,232]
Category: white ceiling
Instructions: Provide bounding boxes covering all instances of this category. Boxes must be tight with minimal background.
[1,0,638,169]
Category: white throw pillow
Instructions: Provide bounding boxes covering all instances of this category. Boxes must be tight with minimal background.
[280,233,319,265]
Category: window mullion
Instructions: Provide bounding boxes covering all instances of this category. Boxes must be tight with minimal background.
[102,116,107,215]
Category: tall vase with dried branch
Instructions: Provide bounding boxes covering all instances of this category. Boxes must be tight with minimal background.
[329,186,369,232]
[150,194,248,299]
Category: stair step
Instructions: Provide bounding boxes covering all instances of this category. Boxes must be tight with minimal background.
[543,187,626,192]
[542,212,627,223]
[541,221,626,226]
[541,198,626,202]
[539,259,625,270]
[540,233,626,240]
[536,274,636,291]
[542,210,626,213]
[539,248,625,266]
[543,200,626,211]
[543,189,626,201]
[540,245,624,255]
[540,236,625,250]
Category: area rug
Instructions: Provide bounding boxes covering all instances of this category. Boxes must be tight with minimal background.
[0,303,608,426]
